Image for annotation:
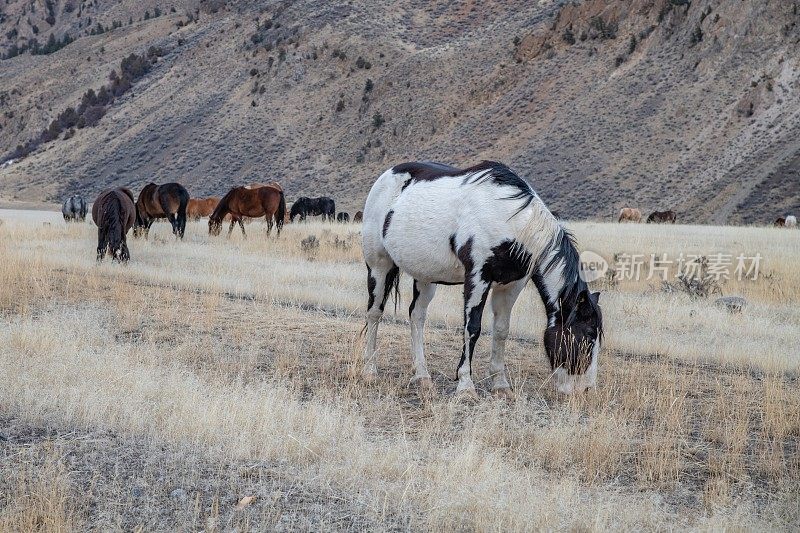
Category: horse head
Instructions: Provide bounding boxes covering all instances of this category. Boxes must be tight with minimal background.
[208,215,223,236]
[544,289,603,394]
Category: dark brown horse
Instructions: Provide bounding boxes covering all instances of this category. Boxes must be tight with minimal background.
[209,185,286,237]
[187,197,219,220]
[92,188,136,262]
[647,210,677,224]
[353,210,363,223]
[134,182,190,239]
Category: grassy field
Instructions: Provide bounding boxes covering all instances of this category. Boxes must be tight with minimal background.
[0,211,798,531]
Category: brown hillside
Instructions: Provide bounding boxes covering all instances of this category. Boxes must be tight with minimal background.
[1,0,799,222]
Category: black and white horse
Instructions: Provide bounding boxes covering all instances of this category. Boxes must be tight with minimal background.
[289,196,336,222]
[361,161,603,396]
[62,194,88,222]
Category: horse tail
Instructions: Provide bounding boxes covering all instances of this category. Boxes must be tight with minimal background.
[385,265,401,313]
[177,189,189,238]
[103,194,125,261]
[275,190,286,234]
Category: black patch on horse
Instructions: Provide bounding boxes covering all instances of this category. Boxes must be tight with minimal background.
[394,161,460,181]
[481,240,532,285]
[409,280,421,316]
[382,210,394,238]
[366,264,377,311]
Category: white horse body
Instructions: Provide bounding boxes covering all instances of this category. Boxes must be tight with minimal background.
[366,174,550,284]
[361,161,603,396]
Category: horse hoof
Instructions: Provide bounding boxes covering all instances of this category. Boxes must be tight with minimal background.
[411,377,435,398]
[492,387,514,400]
[455,388,479,402]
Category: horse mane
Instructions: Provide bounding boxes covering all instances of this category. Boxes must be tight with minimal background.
[466,163,585,317]
[211,187,239,221]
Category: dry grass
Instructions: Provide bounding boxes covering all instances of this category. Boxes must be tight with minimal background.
[0,213,798,531]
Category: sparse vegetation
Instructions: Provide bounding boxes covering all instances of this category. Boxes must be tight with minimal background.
[2,50,155,163]
[0,217,796,530]
[371,111,384,130]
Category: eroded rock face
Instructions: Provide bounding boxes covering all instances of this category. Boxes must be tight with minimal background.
[1,0,800,221]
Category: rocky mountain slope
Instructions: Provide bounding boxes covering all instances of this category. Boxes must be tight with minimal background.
[1,0,799,221]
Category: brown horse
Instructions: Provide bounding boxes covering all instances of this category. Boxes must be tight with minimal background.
[353,210,363,223]
[187,197,219,220]
[774,217,786,227]
[618,207,642,223]
[647,210,677,224]
[246,182,282,191]
[209,185,286,237]
[92,188,136,262]
[134,182,190,239]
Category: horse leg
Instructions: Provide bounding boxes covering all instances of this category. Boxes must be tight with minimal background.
[239,219,246,238]
[96,228,106,262]
[120,238,130,263]
[488,279,526,397]
[265,214,273,236]
[363,257,399,381]
[227,220,236,237]
[455,270,490,397]
[409,280,436,391]
[167,213,178,236]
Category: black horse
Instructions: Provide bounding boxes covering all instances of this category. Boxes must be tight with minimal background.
[337,212,350,223]
[290,196,336,222]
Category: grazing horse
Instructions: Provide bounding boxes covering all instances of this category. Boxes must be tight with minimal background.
[618,207,641,223]
[62,195,88,222]
[290,196,336,222]
[362,161,603,397]
[134,182,190,239]
[246,182,282,191]
[774,217,786,227]
[786,215,797,228]
[92,188,135,262]
[337,212,350,223]
[187,197,219,220]
[647,210,677,224]
[209,185,285,237]
[353,211,363,223]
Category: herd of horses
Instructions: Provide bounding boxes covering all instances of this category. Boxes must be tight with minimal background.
[617,208,677,223]
[618,207,797,227]
[66,182,362,261]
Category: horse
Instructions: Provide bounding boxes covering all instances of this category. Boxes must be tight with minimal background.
[774,217,786,227]
[362,161,603,397]
[246,182,282,191]
[618,207,641,223]
[786,215,798,228]
[62,195,88,222]
[337,212,350,223]
[290,196,336,222]
[134,183,190,239]
[647,210,677,224]
[353,211,363,223]
[209,185,285,237]
[92,188,136,262]
[187,197,219,220]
